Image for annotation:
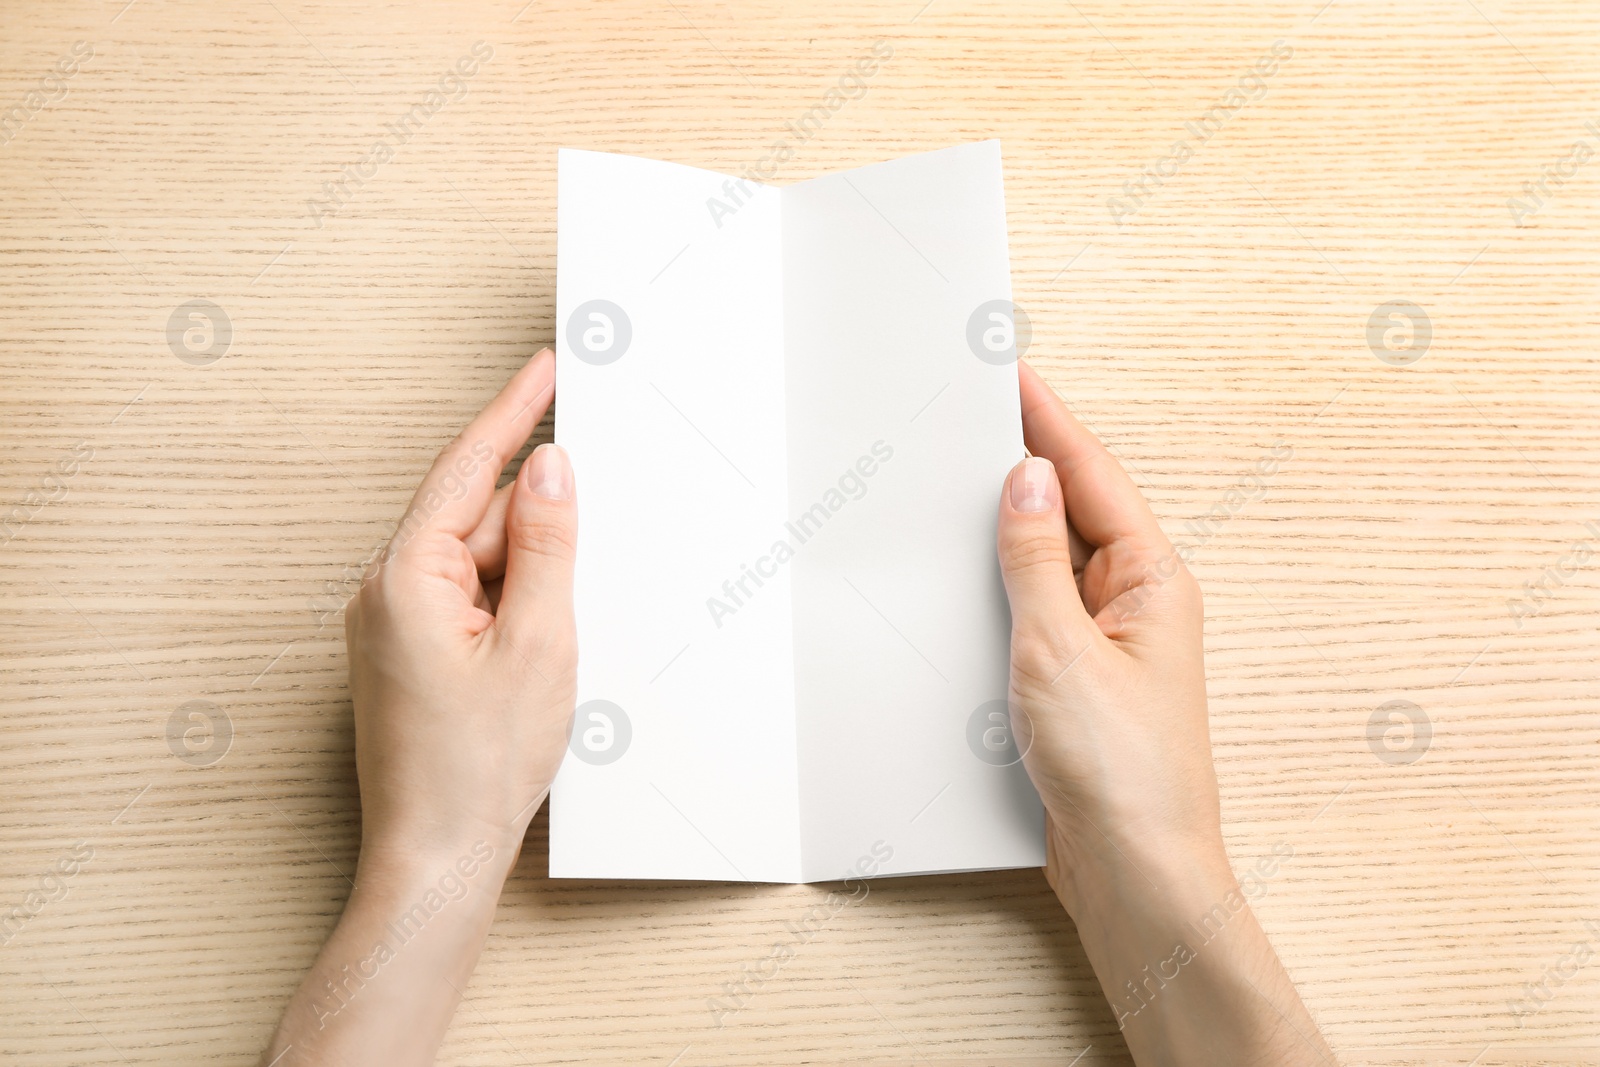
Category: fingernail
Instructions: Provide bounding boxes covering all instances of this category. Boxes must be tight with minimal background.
[1010,457,1058,513]
[524,443,572,500]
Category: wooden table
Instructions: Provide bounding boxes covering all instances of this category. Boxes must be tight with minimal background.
[3,1,1597,1063]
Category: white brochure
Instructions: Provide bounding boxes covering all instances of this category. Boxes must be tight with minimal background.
[551,141,1044,882]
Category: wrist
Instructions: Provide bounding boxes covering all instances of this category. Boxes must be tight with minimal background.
[356,805,531,887]
[327,839,510,988]
[352,835,516,919]
[1051,820,1235,924]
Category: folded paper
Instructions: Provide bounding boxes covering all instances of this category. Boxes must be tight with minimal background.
[551,141,1044,882]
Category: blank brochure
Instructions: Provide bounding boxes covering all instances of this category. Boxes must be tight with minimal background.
[551,141,1045,883]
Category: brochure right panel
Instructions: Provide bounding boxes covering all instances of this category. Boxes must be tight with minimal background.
[781,141,1045,882]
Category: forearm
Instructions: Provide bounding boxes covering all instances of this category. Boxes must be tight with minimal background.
[1057,835,1337,1067]
[261,840,513,1067]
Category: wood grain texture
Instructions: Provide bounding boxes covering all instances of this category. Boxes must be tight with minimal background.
[2,0,1597,1063]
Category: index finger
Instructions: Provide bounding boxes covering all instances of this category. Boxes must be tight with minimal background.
[1018,359,1170,556]
[398,348,555,543]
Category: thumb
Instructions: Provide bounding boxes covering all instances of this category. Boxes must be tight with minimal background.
[497,443,578,648]
[997,457,1097,670]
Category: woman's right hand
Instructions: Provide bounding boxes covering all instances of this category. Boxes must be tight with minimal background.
[997,360,1223,904]
[994,361,1337,1066]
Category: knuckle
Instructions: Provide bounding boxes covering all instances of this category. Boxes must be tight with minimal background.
[1175,567,1203,612]
[354,566,385,608]
[1148,555,1202,612]
[1002,530,1074,575]
[357,550,393,594]
[1130,548,1199,596]
[509,509,577,562]
[439,434,496,470]
[429,438,499,494]
[368,570,410,615]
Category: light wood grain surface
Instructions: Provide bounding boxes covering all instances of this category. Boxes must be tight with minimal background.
[3,0,1598,1063]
